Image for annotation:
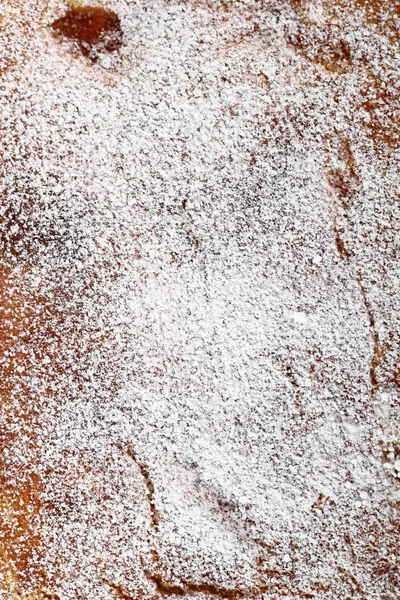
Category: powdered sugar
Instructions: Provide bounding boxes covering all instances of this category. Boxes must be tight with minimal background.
[0,1,399,598]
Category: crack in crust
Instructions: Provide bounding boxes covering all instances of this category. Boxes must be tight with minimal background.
[288,3,398,398]
[124,446,160,532]
[357,273,382,396]
[119,444,278,599]
[332,218,350,261]
[118,445,328,599]
[326,138,382,399]
[116,436,338,600]
[144,573,271,598]
[104,581,138,600]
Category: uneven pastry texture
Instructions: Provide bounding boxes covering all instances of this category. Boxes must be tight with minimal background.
[0,1,399,599]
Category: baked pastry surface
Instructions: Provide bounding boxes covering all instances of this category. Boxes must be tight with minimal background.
[0,1,399,599]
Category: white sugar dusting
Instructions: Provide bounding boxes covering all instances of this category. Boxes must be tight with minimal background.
[0,0,399,599]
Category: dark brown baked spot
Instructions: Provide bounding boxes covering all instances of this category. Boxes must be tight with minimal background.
[50,6,123,59]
